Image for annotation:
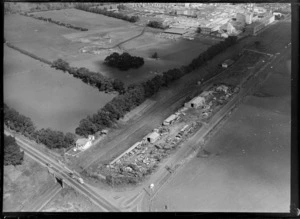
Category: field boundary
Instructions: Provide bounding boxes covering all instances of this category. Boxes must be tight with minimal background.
[5,43,53,65]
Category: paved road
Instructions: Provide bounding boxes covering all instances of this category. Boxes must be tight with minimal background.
[4,130,120,212]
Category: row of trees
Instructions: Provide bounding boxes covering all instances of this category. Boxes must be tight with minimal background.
[21,12,88,31]
[147,21,168,30]
[6,42,52,65]
[75,3,139,23]
[51,59,125,94]
[75,36,238,137]
[104,52,144,71]
[4,135,24,166]
[4,103,76,150]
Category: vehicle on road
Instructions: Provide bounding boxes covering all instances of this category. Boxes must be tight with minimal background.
[69,172,76,179]
[77,177,84,184]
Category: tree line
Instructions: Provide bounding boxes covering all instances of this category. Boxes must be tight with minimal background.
[4,134,24,166]
[104,52,144,71]
[6,42,52,65]
[20,12,88,31]
[75,36,238,137]
[147,21,169,30]
[51,59,125,94]
[4,103,76,150]
[75,3,139,23]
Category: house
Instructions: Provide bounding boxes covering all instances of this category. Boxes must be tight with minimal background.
[185,96,206,108]
[146,132,160,143]
[163,114,178,126]
[75,135,95,151]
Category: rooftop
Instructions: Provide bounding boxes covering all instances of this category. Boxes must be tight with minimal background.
[76,138,89,146]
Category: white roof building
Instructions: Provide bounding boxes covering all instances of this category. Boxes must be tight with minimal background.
[163,114,178,126]
[185,96,206,108]
[146,132,160,143]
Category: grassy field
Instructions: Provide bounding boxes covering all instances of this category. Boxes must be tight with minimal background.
[41,186,101,212]
[3,155,55,211]
[4,10,218,84]
[4,46,115,133]
[31,8,136,31]
[151,39,291,213]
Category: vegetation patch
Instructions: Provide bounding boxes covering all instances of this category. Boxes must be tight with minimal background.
[20,12,88,31]
[75,3,139,23]
[104,52,144,71]
[4,135,24,166]
[4,103,76,150]
[51,59,125,94]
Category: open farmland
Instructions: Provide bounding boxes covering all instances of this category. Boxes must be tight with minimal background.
[31,8,136,31]
[151,37,291,212]
[4,46,115,133]
[4,9,218,84]
[3,155,57,211]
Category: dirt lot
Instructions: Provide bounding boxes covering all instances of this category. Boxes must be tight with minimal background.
[3,155,56,211]
[151,44,291,212]
[41,186,101,212]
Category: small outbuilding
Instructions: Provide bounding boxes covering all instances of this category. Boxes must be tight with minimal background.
[222,59,234,68]
[147,132,160,143]
[164,28,188,35]
[75,135,95,151]
[163,114,178,126]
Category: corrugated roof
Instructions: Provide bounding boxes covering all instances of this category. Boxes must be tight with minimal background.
[147,132,160,139]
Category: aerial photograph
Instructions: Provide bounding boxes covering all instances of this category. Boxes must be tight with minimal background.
[3,2,292,213]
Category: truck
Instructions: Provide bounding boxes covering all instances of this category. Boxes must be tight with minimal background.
[77,177,84,184]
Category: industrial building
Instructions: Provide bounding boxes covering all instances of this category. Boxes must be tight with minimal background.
[246,13,275,35]
[146,132,160,143]
[185,96,206,108]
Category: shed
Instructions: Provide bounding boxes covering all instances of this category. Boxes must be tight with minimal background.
[163,114,178,126]
[164,28,188,35]
[147,132,160,143]
[185,96,206,108]
[216,85,229,93]
[222,59,234,68]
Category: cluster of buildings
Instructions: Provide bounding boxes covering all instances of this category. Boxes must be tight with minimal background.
[103,81,239,182]
[122,3,277,40]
